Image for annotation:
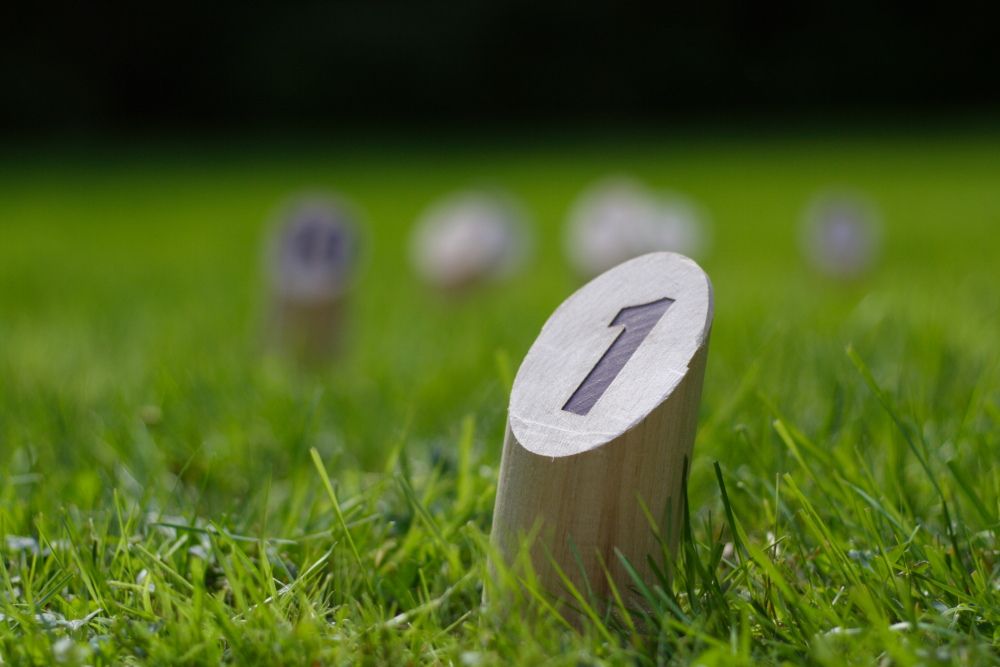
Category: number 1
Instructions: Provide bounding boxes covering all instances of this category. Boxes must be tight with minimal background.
[562,297,674,416]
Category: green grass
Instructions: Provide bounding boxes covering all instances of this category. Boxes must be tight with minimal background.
[0,131,998,665]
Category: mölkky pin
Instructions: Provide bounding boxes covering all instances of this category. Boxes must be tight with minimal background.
[265,196,360,361]
[490,252,713,604]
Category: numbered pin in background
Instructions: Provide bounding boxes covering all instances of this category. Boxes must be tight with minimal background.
[800,190,883,281]
[489,252,713,605]
[565,178,710,278]
[410,190,532,294]
[264,194,362,361]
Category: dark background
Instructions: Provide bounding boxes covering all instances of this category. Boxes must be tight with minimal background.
[3,1,999,133]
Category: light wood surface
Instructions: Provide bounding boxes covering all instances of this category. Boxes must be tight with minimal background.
[490,252,713,603]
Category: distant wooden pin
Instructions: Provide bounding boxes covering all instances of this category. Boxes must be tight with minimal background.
[410,190,530,293]
[566,178,710,278]
[801,191,882,281]
[266,195,361,360]
[490,252,713,604]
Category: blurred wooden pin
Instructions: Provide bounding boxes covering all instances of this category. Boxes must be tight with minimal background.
[800,190,882,281]
[410,190,531,293]
[265,195,361,360]
[489,252,713,604]
[566,178,710,278]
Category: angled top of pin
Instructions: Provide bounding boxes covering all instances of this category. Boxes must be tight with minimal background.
[509,252,713,458]
[268,195,361,302]
[566,178,710,278]
[410,190,531,292]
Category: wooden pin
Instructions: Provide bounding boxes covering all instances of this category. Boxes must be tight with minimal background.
[489,251,713,604]
[410,190,530,293]
[801,191,882,281]
[265,195,361,361]
[566,178,710,278]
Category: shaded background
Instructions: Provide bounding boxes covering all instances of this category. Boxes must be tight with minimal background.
[3,1,999,133]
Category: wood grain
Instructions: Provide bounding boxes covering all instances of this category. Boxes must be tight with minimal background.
[490,252,713,604]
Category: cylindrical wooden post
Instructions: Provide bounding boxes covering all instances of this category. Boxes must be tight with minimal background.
[490,252,713,602]
[265,195,360,361]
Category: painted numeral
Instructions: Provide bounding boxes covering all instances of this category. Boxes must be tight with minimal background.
[562,297,674,416]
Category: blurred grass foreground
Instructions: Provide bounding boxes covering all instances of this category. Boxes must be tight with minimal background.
[0,131,998,664]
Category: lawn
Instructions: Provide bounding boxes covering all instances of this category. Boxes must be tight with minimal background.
[0,129,998,665]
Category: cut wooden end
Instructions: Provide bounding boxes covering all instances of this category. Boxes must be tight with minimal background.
[489,252,713,605]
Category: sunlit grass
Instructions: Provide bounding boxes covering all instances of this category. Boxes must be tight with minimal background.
[0,133,997,664]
